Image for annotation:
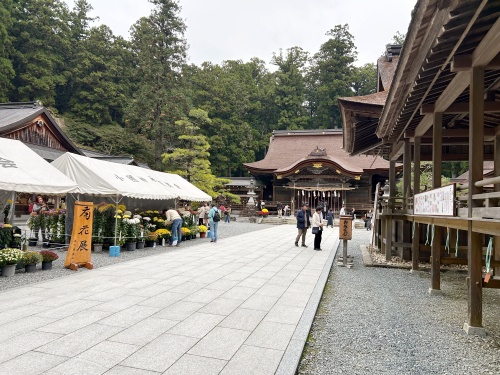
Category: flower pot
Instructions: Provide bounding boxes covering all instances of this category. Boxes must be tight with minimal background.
[42,242,50,249]
[200,232,206,238]
[145,240,155,248]
[136,241,145,249]
[41,261,52,271]
[126,242,137,251]
[28,239,37,247]
[1,264,16,277]
[25,264,37,273]
[93,244,103,253]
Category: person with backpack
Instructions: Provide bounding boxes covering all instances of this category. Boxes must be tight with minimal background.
[208,203,221,243]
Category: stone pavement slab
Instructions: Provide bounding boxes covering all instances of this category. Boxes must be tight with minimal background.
[0,225,339,374]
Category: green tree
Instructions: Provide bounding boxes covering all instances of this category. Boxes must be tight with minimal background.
[352,63,377,96]
[392,31,406,45]
[184,59,272,175]
[162,109,231,198]
[0,0,14,101]
[126,0,188,169]
[271,47,309,130]
[9,0,71,105]
[69,25,135,125]
[307,24,358,128]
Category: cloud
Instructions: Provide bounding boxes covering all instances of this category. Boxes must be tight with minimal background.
[64,0,416,68]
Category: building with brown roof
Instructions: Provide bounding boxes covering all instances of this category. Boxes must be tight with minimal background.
[244,129,390,214]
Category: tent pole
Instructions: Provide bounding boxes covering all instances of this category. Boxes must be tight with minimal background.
[114,195,119,246]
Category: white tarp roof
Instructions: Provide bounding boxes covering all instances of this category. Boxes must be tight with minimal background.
[0,138,79,194]
[51,152,211,202]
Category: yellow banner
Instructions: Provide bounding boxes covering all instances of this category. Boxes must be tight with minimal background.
[65,201,94,270]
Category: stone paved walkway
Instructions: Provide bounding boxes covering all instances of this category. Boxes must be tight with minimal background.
[0,225,339,375]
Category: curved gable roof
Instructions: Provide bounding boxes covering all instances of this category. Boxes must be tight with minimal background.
[244,130,389,175]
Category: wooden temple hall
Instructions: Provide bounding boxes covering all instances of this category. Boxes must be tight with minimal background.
[244,130,390,214]
[340,0,500,335]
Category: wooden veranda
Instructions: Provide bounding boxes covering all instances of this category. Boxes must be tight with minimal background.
[342,0,500,335]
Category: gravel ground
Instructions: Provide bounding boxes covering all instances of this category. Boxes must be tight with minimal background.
[0,220,274,291]
[299,229,500,375]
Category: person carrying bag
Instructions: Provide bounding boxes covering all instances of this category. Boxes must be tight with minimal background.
[312,207,324,251]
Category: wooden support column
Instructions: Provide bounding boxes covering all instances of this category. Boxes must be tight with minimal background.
[494,132,500,276]
[386,161,396,261]
[412,137,421,271]
[465,67,485,334]
[401,140,412,259]
[403,140,411,210]
[430,112,442,293]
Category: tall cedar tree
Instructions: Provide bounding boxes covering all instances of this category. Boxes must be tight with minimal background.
[307,24,357,128]
[126,0,188,169]
[8,0,71,105]
[271,47,309,130]
[0,0,14,101]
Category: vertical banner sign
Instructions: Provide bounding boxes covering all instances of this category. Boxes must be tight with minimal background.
[64,201,94,271]
[339,215,352,240]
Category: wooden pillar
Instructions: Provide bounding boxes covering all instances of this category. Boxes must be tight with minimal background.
[403,140,411,210]
[430,112,442,293]
[386,161,396,261]
[401,140,412,259]
[412,137,421,270]
[466,67,485,333]
[494,132,500,276]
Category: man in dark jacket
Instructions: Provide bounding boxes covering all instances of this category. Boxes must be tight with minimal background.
[295,204,311,247]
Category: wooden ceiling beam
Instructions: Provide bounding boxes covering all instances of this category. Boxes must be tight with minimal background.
[406,128,496,140]
[451,53,500,72]
[420,153,494,161]
[414,16,500,137]
[389,141,405,161]
[421,100,500,114]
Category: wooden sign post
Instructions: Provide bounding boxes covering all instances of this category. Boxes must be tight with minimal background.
[339,215,353,267]
[64,201,94,271]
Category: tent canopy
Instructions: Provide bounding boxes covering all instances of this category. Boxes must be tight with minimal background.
[0,138,79,194]
[51,153,211,202]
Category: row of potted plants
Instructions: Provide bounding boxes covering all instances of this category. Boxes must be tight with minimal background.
[0,248,59,277]
[91,204,209,251]
[26,210,66,246]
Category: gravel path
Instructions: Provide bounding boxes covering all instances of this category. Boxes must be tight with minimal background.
[0,221,274,291]
[299,229,500,375]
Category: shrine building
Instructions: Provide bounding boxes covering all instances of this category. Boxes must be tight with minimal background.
[243,129,390,215]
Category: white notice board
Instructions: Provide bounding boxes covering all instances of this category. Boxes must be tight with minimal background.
[413,184,456,216]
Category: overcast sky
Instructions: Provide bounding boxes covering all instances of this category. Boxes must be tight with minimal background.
[64,0,416,68]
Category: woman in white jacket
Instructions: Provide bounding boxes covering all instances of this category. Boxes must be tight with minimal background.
[312,207,324,251]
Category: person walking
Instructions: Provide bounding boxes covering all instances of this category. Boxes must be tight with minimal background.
[277,201,283,218]
[295,204,310,247]
[366,209,373,231]
[165,208,182,247]
[351,207,356,229]
[208,203,221,242]
[224,206,231,223]
[197,204,206,226]
[326,209,334,228]
[312,207,324,251]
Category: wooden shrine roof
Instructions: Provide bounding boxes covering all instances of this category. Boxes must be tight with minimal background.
[244,130,390,176]
[376,0,500,154]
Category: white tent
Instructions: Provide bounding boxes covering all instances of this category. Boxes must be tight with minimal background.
[51,152,211,202]
[0,138,79,194]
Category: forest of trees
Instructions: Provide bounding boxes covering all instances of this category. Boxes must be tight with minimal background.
[1,0,398,188]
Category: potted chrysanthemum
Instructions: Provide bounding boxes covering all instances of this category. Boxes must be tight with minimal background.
[22,251,43,273]
[39,250,59,270]
[0,248,23,277]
